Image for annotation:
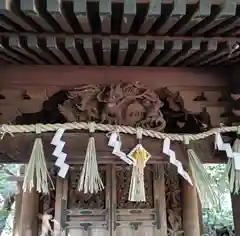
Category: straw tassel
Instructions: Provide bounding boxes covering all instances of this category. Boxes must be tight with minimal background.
[78,122,104,194]
[22,124,54,194]
[184,136,219,208]
[224,127,240,194]
[128,128,147,202]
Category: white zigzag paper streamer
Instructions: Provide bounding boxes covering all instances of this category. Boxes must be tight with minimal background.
[215,133,240,170]
[108,132,133,165]
[163,138,193,185]
[51,128,69,178]
[215,133,234,159]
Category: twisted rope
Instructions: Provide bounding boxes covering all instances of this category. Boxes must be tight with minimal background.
[0,122,238,141]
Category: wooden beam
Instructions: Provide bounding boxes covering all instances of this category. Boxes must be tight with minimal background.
[182,39,218,66]
[0,0,35,32]
[130,39,146,65]
[143,40,164,66]
[174,0,211,36]
[99,0,111,34]
[117,38,128,65]
[0,38,33,64]
[8,35,46,64]
[157,0,186,35]
[0,132,227,164]
[0,65,228,87]
[27,35,59,64]
[209,47,240,66]
[0,53,22,64]
[0,16,17,31]
[1,32,240,43]
[168,39,201,66]
[197,42,228,67]
[65,36,84,65]
[194,0,237,36]
[83,38,97,64]
[121,0,136,34]
[102,38,111,65]
[73,0,92,33]
[20,0,55,32]
[46,36,72,64]
[138,0,161,34]
[46,0,73,33]
[156,39,182,66]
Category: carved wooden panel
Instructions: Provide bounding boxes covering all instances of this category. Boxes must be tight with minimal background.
[116,165,154,209]
[38,169,57,214]
[66,165,108,236]
[68,165,106,209]
[165,165,183,236]
[115,165,160,236]
[38,169,57,235]
[56,164,183,236]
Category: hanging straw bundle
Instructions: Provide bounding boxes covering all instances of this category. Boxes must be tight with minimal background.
[128,128,147,202]
[22,124,54,194]
[78,122,104,194]
[222,127,240,194]
[184,136,219,208]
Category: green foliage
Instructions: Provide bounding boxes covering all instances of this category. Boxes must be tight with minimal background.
[203,164,234,230]
[0,164,20,236]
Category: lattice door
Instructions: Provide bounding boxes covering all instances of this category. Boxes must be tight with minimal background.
[112,165,160,236]
[61,164,167,236]
[66,165,109,236]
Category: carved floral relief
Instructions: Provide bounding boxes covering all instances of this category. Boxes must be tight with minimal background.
[58,82,209,133]
[68,166,106,209]
[165,165,183,236]
[59,83,166,131]
[116,165,154,209]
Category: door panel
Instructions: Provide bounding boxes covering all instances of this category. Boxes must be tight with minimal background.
[66,165,109,236]
[63,164,169,236]
[68,226,108,236]
[116,225,155,236]
[114,165,157,236]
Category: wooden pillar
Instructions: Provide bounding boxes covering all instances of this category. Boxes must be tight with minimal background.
[18,163,39,236]
[181,178,200,236]
[12,165,24,236]
[12,182,23,236]
[231,194,240,235]
[153,165,167,236]
[19,188,39,236]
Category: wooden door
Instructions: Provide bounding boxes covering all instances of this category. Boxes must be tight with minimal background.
[66,165,109,236]
[59,164,168,236]
[113,165,159,236]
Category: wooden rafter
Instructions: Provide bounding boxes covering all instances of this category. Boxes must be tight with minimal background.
[0,34,239,66]
[0,0,239,36]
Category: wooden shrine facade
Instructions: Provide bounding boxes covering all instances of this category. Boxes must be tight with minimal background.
[0,66,235,236]
[1,0,240,236]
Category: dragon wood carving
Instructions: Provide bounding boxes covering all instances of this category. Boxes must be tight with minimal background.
[15,82,209,133]
[59,82,166,131]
